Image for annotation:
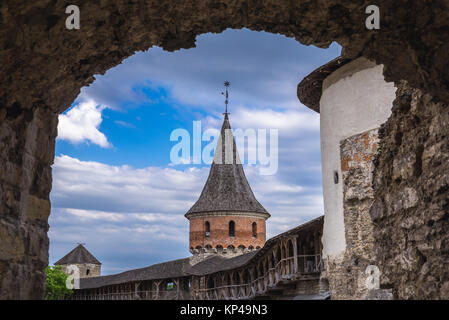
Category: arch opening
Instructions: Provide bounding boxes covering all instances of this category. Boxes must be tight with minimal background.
[5,1,444,301]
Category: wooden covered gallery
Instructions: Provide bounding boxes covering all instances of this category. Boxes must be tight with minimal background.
[71,216,327,300]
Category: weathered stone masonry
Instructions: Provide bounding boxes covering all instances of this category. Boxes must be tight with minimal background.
[299,54,449,299]
[371,82,449,299]
[327,129,379,299]
[0,106,57,299]
[1,1,449,299]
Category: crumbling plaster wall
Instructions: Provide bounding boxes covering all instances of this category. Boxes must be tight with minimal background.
[325,77,449,301]
[319,58,396,262]
[60,263,101,279]
[318,59,396,299]
[0,106,57,299]
[0,0,448,299]
[327,128,381,299]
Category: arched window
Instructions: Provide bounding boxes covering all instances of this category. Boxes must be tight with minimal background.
[252,222,257,238]
[205,221,210,238]
[86,269,90,276]
[229,220,235,237]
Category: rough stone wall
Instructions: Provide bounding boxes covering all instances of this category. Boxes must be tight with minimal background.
[0,106,58,299]
[1,1,448,115]
[324,129,380,299]
[371,81,449,299]
[0,0,448,299]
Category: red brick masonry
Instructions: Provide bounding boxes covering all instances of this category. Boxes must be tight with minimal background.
[189,215,266,250]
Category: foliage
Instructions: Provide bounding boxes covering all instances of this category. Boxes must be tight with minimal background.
[45,265,73,300]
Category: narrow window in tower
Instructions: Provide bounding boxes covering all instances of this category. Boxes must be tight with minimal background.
[252,222,257,238]
[205,221,210,238]
[229,221,235,237]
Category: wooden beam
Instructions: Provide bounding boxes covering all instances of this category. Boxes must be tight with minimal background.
[293,236,298,273]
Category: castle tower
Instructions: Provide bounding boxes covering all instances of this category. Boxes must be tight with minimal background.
[186,82,270,260]
[55,244,101,278]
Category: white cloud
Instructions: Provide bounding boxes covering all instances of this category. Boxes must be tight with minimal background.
[230,107,320,135]
[57,100,111,148]
[51,154,206,214]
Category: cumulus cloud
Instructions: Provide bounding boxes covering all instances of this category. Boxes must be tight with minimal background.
[49,155,322,274]
[57,100,111,148]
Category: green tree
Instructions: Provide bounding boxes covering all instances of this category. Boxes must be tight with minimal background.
[45,265,73,300]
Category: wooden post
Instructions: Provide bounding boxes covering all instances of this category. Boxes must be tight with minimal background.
[135,282,140,300]
[248,267,255,296]
[314,230,320,271]
[174,278,180,300]
[293,236,298,274]
[155,280,161,300]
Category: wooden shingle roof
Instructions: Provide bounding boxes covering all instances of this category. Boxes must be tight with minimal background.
[185,114,269,218]
[55,244,101,265]
[80,258,190,289]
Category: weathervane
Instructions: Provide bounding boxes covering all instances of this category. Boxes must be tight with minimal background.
[222,81,230,115]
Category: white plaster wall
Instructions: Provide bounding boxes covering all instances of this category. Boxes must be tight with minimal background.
[61,263,101,278]
[319,58,396,259]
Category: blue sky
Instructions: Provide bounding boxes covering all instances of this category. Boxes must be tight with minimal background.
[49,28,340,275]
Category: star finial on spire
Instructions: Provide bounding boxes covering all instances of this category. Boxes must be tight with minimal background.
[222,81,230,116]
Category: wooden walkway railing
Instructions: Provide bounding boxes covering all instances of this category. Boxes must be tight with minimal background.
[71,254,322,300]
[70,289,184,300]
[193,254,322,300]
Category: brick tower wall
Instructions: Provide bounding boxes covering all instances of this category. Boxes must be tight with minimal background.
[189,214,266,252]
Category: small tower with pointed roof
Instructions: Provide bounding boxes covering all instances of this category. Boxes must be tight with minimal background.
[186,82,270,260]
[55,244,101,278]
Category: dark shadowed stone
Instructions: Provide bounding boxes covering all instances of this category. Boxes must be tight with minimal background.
[369,200,384,221]
[1,0,449,299]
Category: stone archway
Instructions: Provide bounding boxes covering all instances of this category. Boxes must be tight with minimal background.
[0,0,448,299]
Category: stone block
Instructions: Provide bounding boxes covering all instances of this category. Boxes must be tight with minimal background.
[26,195,51,222]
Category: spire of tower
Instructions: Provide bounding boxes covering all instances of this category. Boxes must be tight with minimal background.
[185,83,269,218]
[223,80,230,116]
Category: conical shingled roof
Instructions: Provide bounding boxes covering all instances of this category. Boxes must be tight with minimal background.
[186,114,269,218]
[55,244,101,265]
